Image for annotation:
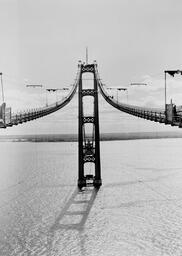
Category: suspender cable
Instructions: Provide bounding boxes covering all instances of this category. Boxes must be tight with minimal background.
[0,73,5,103]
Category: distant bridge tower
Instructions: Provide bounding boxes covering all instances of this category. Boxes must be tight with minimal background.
[78,63,102,189]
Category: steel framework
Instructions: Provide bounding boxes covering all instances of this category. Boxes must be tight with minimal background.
[78,63,102,189]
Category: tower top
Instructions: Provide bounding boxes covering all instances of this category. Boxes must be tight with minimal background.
[86,47,88,65]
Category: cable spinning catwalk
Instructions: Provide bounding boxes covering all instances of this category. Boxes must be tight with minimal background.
[0,65,81,128]
[94,64,182,128]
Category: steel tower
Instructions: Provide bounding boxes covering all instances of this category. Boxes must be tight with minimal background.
[78,63,102,189]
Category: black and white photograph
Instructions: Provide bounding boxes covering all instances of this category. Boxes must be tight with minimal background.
[1,0,182,255]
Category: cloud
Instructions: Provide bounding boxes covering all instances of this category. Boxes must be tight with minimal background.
[6,74,179,113]
[124,74,182,108]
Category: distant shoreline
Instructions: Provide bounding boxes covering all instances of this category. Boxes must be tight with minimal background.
[1,131,182,142]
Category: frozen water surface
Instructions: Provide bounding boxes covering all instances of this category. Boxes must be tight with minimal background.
[0,139,182,255]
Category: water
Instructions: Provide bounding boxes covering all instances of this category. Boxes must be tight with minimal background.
[1,139,182,255]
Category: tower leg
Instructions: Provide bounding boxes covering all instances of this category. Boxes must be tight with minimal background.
[93,72,102,188]
[78,74,86,189]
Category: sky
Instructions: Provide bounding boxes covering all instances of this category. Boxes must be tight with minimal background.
[0,0,182,135]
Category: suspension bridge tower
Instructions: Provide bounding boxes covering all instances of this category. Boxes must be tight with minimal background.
[78,62,102,189]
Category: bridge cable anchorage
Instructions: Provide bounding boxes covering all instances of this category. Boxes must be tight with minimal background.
[78,63,102,189]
